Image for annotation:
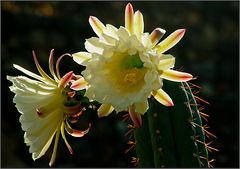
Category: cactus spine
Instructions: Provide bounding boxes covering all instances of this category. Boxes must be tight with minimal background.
[134,81,212,167]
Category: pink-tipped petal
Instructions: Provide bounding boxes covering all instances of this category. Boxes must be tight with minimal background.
[89,16,106,38]
[64,120,91,137]
[49,127,61,167]
[61,123,73,155]
[70,76,88,91]
[125,3,134,34]
[97,104,114,117]
[32,50,56,84]
[152,89,174,107]
[161,69,193,82]
[129,105,142,128]
[154,29,186,54]
[150,28,166,47]
[134,10,144,38]
[158,54,175,70]
[58,71,73,88]
[48,49,58,81]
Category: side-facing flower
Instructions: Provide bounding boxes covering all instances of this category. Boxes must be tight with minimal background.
[7,49,90,166]
[73,3,193,128]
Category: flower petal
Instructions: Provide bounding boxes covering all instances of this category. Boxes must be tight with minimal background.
[13,64,45,83]
[125,3,134,34]
[48,49,58,81]
[32,50,56,85]
[154,29,186,54]
[158,54,175,70]
[129,104,142,128]
[58,71,73,88]
[161,69,193,82]
[49,126,61,167]
[60,122,73,155]
[135,100,148,115]
[150,28,166,47]
[133,10,144,38]
[89,16,106,38]
[72,52,91,66]
[70,76,88,91]
[152,89,174,106]
[97,104,114,117]
[64,120,91,137]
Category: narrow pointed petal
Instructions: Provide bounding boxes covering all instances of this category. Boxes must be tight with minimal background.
[152,89,174,106]
[134,10,144,38]
[32,50,56,84]
[158,54,175,70]
[161,69,193,82]
[89,16,106,37]
[150,28,166,47]
[70,76,88,91]
[48,49,58,81]
[98,104,114,117]
[64,120,91,137]
[49,127,61,167]
[154,29,186,54]
[58,71,73,88]
[129,105,142,128]
[13,64,45,82]
[125,3,134,34]
[60,123,73,155]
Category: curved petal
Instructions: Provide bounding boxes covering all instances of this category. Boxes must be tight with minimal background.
[150,28,166,47]
[64,120,91,137]
[60,122,73,155]
[70,76,88,91]
[48,49,58,81]
[161,69,193,82]
[32,50,56,85]
[13,64,45,83]
[133,10,144,39]
[158,54,175,70]
[97,103,114,117]
[72,52,91,66]
[129,105,142,128]
[152,89,174,106]
[154,29,186,54]
[125,3,134,34]
[58,71,73,88]
[89,16,106,38]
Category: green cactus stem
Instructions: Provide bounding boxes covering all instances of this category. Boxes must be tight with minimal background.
[134,81,210,167]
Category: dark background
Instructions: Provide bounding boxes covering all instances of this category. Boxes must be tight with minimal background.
[1,1,239,168]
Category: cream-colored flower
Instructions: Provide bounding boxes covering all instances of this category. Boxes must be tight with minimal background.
[73,3,193,128]
[7,49,90,166]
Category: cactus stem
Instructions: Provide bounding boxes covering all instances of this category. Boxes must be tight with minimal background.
[155,129,160,134]
[153,113,158,117]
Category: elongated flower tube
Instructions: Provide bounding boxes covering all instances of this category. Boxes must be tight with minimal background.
[7,49,90,166]
[73,3,193,128]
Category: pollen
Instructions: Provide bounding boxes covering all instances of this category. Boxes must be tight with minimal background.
[123,68,141,85]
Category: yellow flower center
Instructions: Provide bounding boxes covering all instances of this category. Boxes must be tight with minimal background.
[105,52,146,94]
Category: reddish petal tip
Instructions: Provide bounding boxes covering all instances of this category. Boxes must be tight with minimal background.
[168,102,174,107]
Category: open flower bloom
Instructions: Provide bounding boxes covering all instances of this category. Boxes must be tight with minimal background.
[72,3,193,128]
[7,49,90,166]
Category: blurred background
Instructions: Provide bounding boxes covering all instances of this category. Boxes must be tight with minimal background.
[1,1,239,168]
